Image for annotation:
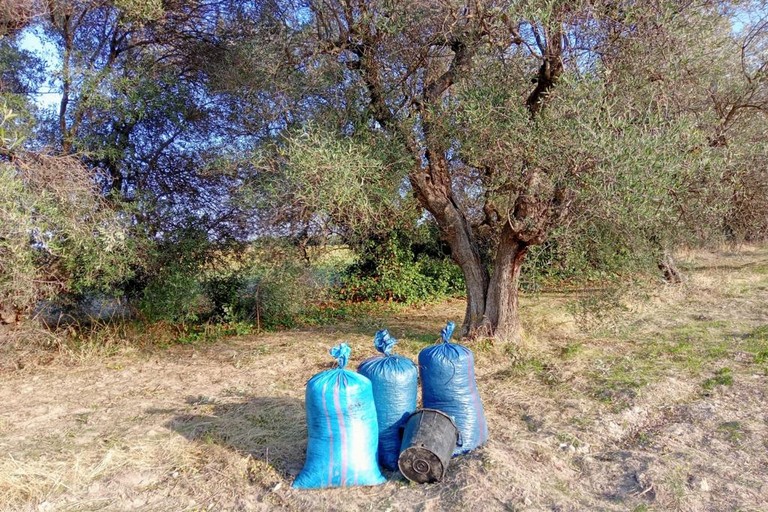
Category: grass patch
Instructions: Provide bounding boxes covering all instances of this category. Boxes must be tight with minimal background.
[402,331,438,345]
[702,367,734,391]
[717,421,746,444]
[575,316,739,406]
[175,321,255,345]
[559,342,583,359]
[590,356,650,406]
[723,324,768,372]
[743,325,768,359]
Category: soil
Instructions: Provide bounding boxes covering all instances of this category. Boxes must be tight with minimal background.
[1,246,767,511]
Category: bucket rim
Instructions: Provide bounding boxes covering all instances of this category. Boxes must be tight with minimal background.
[405,408,460,444]
[406,407,456,423]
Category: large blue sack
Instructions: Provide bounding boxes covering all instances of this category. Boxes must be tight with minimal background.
[358,330,418,471]
[419,321,488,455]
[293,343,386,489]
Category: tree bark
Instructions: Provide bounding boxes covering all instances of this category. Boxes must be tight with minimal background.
[443,207,488,336]
[479,223,528,343]
[658,250,683,284]
[408,157,489,337]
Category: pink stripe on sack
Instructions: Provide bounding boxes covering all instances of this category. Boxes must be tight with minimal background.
[333,381,348,486]
[321,380,334,486]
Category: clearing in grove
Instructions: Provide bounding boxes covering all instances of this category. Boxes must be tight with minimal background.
[1,246,767,511]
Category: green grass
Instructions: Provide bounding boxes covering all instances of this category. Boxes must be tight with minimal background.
[575,317,753,406]
[590,356,650,405]
[702,367,734,391]
[738,325,768,372]
[400,331,439,346]
[559,342,583,359]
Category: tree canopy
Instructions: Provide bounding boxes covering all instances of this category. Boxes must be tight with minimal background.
[1,0,766,340]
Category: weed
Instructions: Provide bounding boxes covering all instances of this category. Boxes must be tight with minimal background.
[521,414,544,432]
[742,325,768,366]
[175,322,255,345]
[744,325,768,341]
[702,367,733,391]
[556,432,582,448]
[704,341,729,360]
[569,415,592,429]
[474,338,496,353]
[559,342,583,359]
[512,355,546,376]
[635,431,652,446]
[717,421,746,444]
[593,356,650,399]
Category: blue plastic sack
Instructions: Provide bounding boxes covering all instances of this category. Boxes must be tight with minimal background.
[419,321,488,455]
[358,330,418,470]
[293,343,386,489]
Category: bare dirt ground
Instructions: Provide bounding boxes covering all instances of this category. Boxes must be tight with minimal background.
[1,247,767,511]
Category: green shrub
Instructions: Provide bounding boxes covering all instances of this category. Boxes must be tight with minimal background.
[136,238,331,330]
[138,267,212,323]
[338,233,464,304]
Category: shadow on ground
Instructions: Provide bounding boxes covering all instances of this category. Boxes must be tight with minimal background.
[164,395,307,478]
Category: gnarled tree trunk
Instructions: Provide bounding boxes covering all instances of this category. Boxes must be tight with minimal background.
[422,192,530,343]
[479,224,528,343]
[443,222,529,344]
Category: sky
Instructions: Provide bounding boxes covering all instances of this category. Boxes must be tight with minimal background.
[18,26,62,110]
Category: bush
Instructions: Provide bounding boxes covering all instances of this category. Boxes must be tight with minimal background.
[520,221,664,291]
[0,156,135,314]
[136,238,331,330]
[138,267,212,324]
[338,232,464,304]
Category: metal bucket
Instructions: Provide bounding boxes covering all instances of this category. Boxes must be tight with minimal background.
[398,408,460,483]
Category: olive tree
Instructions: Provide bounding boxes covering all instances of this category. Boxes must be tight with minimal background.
[224,0,728,343]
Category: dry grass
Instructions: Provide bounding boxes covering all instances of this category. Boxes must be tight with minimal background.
[1,246,767,511]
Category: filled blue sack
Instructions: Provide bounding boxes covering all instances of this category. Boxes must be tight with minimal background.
[419,321,488,455]
[293,343,386,489]
[358,329,418,471]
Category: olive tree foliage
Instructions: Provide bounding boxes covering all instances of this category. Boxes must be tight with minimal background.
[594,0,768,243]
[211,0,732,342]
[715,4,768,241]
[257,123,417,243]
[26,0,261,243]
[0,106,134,313]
